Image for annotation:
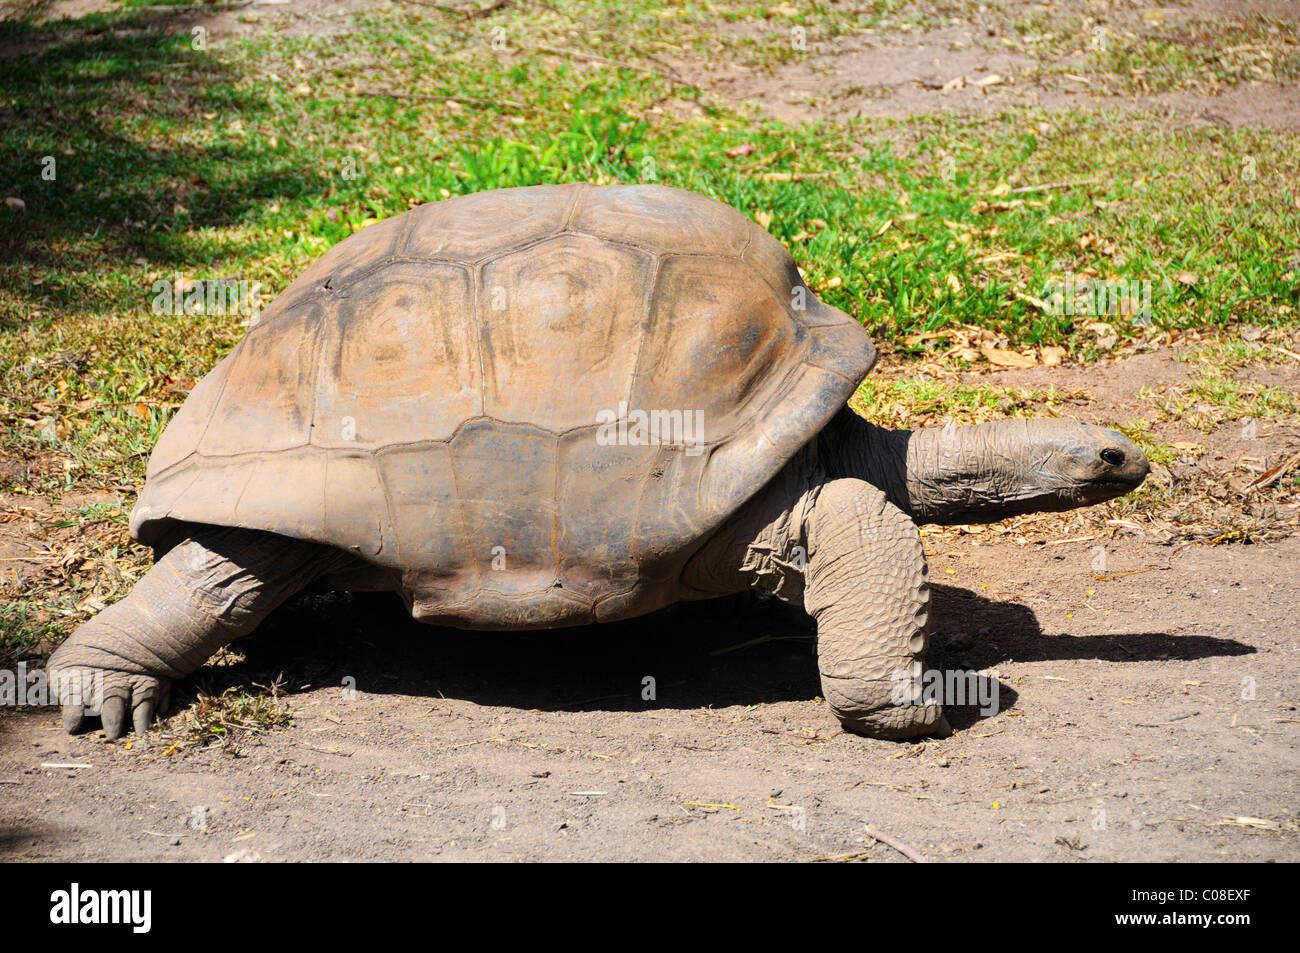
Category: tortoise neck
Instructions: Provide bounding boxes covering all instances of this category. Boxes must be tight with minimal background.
[816,408,912,513]
[818,409,1036,525]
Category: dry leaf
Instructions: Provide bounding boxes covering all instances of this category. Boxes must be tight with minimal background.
[903,330,946,347]
[1171,441,1202,453]
[1215,816,1280,830]
[941,76,966,91]
[1040,345,1067,366]
[754,210,772,229]
[1014,289,1052,311]
[726,142,758,158]
[1077,233,1117,256]
[1245,451,1300,489]
[1176,270,1199,285]
[981,347,1037,368]
[971,198,1021,214]
[1086,321,1118,350]
[973,74,1004,86]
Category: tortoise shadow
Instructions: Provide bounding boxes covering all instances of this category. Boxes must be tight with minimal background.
[195,582,1255,734]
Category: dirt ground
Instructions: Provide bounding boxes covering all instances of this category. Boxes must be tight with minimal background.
[1,0,1297,862]
[0,538,1296,861]
[675,0,1300,131]
[3,343,1297,862]
[10,0,1300,137]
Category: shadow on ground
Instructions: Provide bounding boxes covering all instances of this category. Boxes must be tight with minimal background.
[142,582,1255,736]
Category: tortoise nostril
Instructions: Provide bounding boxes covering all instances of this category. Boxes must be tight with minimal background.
[1100,448,1125,466]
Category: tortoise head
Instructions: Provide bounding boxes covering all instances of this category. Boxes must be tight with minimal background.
[901,418,1150,523]
[1014,419,1150,509]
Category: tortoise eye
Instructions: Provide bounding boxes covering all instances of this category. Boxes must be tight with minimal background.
[1100,449,1124,466]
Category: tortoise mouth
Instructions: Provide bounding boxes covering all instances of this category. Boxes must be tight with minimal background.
[1093,469,1147,488]
[1073,469,1148,501]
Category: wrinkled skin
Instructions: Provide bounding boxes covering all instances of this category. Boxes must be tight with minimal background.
[49,413,1146,741]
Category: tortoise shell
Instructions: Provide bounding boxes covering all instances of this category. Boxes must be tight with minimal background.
[131,184,876,628]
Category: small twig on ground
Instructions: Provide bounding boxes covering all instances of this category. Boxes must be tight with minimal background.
[133,1,291,11]
[865,823,927,862]
[532,44,688,85]
[1010,178,1100,195]
[1246,450,1300,491]
[1046,535,1095,545]
[709,635,772,656]
[760,171,840,183]
[395,0,512,17]
[1140,33,1220,50]
[849,779,909,791]
[811,850,872,862]
[1093,569,1152,580]
[355,88,544,113]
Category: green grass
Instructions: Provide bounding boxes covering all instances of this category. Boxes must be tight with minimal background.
[3,4,1295,494]
[1099,17,1300,93]
[1,4,1295,455]
[1137,340,1300,435]
[851,378,1070,428]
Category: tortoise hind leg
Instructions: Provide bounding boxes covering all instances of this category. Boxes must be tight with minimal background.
[49,526,362,739]
[804,479,947,739]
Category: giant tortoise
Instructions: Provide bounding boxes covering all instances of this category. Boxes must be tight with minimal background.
[49,184,1148,740]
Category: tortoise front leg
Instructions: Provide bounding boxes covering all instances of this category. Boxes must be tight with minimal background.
[804,479,946,739]
[48,526,359,739]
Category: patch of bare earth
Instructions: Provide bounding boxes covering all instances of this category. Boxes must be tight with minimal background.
[1,346,1297,862]
[672,1,1300,131]
[0,538,1295,862]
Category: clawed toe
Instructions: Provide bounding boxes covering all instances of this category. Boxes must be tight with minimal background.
[51,667,171,739]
